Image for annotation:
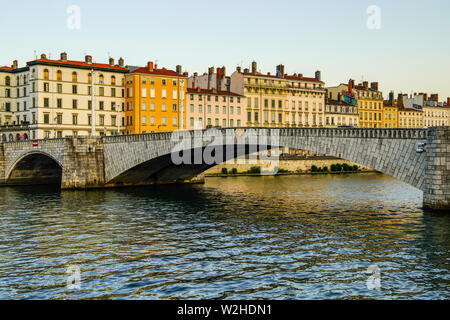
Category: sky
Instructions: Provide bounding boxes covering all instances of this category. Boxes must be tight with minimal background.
[1,0,449,100]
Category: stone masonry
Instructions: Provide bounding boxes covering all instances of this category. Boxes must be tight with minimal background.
[0,127,448,211]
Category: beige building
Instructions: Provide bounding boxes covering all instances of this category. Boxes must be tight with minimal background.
[324,99,359,127]
[186,87,246,129]
[423,96,450,127]
[229,62,326,127]
[1,53,128,140]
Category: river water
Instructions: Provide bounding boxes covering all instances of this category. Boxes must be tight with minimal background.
[0,173,448,299]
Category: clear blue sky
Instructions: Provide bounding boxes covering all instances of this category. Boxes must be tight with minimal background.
[1,0,449,99]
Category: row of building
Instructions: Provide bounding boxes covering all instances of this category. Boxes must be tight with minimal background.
[1,52,449,141]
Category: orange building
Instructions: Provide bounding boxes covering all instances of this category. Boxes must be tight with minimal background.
[125,62,187,134]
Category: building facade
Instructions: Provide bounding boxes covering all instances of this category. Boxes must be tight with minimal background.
[186,87,245,130]
[124,62,187,134]
[229,62,326,127]
[324,99,359,127]
[1,53,128,140]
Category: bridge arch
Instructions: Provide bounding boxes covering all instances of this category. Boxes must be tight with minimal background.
[6,151,63,186]
[102,128,428,190]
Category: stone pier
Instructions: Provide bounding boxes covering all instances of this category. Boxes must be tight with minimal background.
[423,127,450,211]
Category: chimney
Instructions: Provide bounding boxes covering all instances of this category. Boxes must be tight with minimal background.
[447,97,450,106]
[276,64,285,78]
[431,94,439,102]
[251,61,257,74]
[85,55,92,64]
[221,66,226,78]
[40,53,47,59]
[363,81,368,89]
[348,79,354,94]
[389,91,394,104]
[12,60,18,69]
[60,52,68,61]
[118,57,124,67]
[208,66,214,75]
[244,68,249,73]
[109,57,114,66]
[183,72,188,77]
[315,70,321,81]
[236,66,242,73]
[423,93,428,101]
[207,67,214,90]
[370,82,379,91]
[397,94,404,108]
[176,65,182,74]
[147,61,154,72]
[216,67,222,80]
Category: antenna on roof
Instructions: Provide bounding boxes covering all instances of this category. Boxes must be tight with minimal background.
[34,50,37,59]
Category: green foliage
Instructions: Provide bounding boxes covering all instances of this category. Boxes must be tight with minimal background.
[321,166,328,172]
[248,166,261,174]
[231,168,238,174]
[221,168,228,175]
[353,165,359,171]
[278,168,290,173]
[311,165,319,172]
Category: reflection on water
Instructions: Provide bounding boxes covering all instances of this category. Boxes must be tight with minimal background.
[0,173,448,299]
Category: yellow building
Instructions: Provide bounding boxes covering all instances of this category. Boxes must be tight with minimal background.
[382,103,398,128]
[230,62,326,127]
[353,81,383,128]
[125,62,187,134]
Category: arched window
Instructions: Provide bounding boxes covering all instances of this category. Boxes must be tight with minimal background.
[111,75,116,85]
[57,70,62,81]
[5,76,10,86]
[88,73,92,84]
[43,69,49,80]
[8,134,13,142]
[72,72,77,83]
[99,74,104,84]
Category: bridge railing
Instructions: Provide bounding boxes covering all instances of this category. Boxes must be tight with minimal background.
[102,127,428,143]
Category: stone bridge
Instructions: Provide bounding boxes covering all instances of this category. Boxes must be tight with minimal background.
[0,127,448,211]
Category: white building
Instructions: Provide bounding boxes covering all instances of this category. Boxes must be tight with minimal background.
[1,52,128,140]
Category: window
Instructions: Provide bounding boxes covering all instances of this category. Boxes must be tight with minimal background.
[72,72,77,82]
[162,79,166,85]
[99,115,104,126]
[88,73,92,84]
[57,99,62,108]
[162,116,166,126]
[150,88,155,98]
[190,104,194,113]
[57,114,62,124]
[44,83,49,92]
[111,76,116,85]
[142,115,147,125]
[142,101,147,110]
[142,88,147,97]
[44,69,49,80]
[151,102,156,111]
[57,83,62,93]
[44,113,50,124]
[173,89,177,99]
[99,101,104,110]
[72,114,78,125]
[5,76,10,86]
[72,85,77,94]
[57,70,62,81]
[162,89,166,98]
[111,116,116,126]
[162,102,167,112]
[99,74,104,84]
[44,98,49,107]
[150,116,155,126]
[172,103,177,112]
[99,87,104,96]
[111,102,116,111]
[72,99,77,109]
[173,79,177,86]
[111,88,116,97]
[172,117,177,126]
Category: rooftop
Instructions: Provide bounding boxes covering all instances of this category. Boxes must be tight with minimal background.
[187,87,244,97]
